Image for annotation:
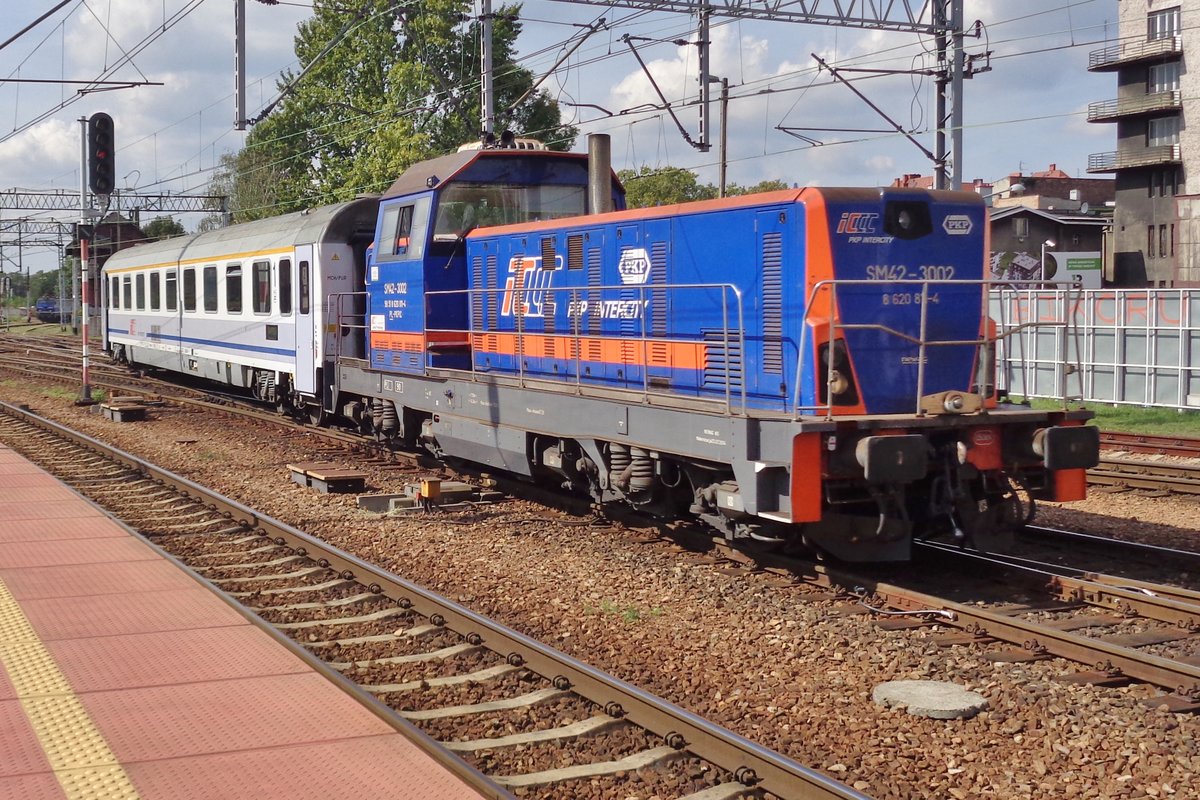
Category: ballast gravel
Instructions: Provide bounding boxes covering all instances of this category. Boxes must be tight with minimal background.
[1,381,1198,800]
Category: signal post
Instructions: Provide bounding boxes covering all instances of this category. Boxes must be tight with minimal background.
[76,112,114,406]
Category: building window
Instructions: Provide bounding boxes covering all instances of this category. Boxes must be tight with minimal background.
[1149,61,1180,93]
[1148,7,1181,40]
[1013,217,1029,240]
[1148,116,1179,147]
[1160,224,1168,258]
[1148,225,1156,258]
[1171,223,1176,257]
[225,265,243,314]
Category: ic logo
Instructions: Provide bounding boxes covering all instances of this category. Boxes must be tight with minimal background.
[501,255,560,317]
[836,212,879,235]
[617,247,652,285]
[943,215,973,235]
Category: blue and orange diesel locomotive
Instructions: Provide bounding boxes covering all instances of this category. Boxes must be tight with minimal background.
[103,136,1098,560]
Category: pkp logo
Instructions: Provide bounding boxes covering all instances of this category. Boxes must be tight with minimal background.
[942,214,973,236]
[617,247,652,285]
[836,212,879,235]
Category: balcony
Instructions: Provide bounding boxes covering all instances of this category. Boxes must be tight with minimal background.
[1089,36,1181,71]
[1088,90,1181,122]
[1087,144,1181,173]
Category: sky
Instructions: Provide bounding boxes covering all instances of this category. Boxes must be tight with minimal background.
[0,0,1120,273]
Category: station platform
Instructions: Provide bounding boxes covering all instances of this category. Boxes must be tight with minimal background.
[0,443,496,800]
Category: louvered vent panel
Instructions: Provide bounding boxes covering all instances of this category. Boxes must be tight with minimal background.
[761,231,784,374]
[471,256,484,328]
[648,342,670,366]
[587,247,602,334]
[702,329,744,390]
[541,237,556,269]
[567,234,584,271]
[486,254,498,328]
[650,240,668,337]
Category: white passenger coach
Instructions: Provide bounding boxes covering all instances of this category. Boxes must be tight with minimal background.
[101,198,377,418]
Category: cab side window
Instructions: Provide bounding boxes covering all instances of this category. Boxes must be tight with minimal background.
[378,196,430,262]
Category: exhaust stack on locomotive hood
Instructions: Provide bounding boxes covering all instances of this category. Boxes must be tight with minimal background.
[588,133,614,215]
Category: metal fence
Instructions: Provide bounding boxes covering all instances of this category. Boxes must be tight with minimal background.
[991,289,1200,409]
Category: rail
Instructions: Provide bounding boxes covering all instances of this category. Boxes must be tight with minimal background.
[795,278,1087,420]
[0,400,868,800]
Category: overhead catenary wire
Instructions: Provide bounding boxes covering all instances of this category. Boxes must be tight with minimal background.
[5,0,1136,224]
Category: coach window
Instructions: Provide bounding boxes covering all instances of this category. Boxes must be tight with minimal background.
[135,274,146,310]
[298,260,310,314]
[122,276,132,308]
[225,262,241,311]
[183,269,197,312]
[252,260,271,314]
[203,266,218,312]
[378,196,430,262]
[165,270,177,311]
[279,258,292,315]
[149,272,161,311]
[110,276,119,309]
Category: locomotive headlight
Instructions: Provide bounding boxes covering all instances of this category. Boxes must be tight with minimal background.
[828,370,850,396]
[943,393,966,413]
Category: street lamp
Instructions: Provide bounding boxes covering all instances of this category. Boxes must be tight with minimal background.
[1040,239,1056,284]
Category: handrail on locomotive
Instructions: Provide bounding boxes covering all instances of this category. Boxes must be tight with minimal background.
[798,277,1089,420]
[419,282,748,412]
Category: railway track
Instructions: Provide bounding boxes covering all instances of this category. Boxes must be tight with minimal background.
[0,400,864,800]
[1090,456,1200,495]
[660,529,1200,712]
[1100,430,1200,458]
[7,334,1200,714]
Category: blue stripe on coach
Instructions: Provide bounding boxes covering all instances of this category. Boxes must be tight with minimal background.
[106,329,295,358]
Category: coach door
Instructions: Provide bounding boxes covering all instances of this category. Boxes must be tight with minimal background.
[295,245,317,394]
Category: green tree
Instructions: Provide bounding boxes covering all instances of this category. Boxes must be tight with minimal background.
[728,179,789,195]
[142,216,186,240]
[618,167,793,208]
[617,166,718,208]
[225,0,575,218]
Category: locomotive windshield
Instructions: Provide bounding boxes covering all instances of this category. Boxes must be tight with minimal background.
[433,181,586,240]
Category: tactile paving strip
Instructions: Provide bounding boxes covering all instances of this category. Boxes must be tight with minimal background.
[0,576,140,799]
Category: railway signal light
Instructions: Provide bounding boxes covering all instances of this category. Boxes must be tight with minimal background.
[87,113,115,196]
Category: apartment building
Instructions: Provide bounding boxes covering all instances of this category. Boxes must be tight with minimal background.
[1088,2,1195,285]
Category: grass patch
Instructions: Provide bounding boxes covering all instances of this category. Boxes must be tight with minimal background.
[586,600,664,623]
[1023,398,1200,437]
[38,386,106,403]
